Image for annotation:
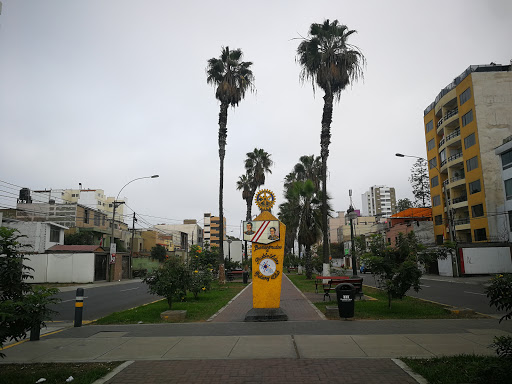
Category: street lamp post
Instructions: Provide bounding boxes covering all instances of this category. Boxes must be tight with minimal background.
[108,175,159,282]
[227,238,232,264]
[396,153,458,276]
[346,205,358,277]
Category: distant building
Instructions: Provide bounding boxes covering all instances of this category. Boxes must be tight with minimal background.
[361,186,396,218]
[424,63,512,244]
[385,207,434,247]
[153,220,203,248]
[203,213,226,248]
[495,135,512,242]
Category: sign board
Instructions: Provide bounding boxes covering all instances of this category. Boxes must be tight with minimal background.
[243,220,280,244]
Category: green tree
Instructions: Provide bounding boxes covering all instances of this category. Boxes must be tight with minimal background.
[397,198,413,212]
[486,274,512,358]
[297,19,365,276]
[150,244,167,262]
[0,227,59,358]
[64,231,94,245]
[362,232,424,308]
[409,158,431,207]
[143,256,190,309]
[206,46,255,270]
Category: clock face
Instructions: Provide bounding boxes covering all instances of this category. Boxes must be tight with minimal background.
[259,258,276,276]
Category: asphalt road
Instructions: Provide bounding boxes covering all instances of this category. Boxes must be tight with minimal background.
[50,280,161,321]
[363,274,505,317]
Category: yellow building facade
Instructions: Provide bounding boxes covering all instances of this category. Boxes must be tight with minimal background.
[423,64,512,244]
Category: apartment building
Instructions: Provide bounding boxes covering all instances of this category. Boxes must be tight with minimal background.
[153,220,203,248]
[361,186,397,218]
[203,213,226,248]
[495,136,512,242]
[423,63,512,244]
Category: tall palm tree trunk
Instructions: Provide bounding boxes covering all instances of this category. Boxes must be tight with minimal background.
[218,102,228,281]
[320,91,333,277]
[245,197,252,263]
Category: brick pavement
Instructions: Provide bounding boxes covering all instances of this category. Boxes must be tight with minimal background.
[106,359,418,384]
[210,275,324,322]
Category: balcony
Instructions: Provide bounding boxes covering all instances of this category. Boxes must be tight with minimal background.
[438,137,445,148]
[446,129,460,142]
[451,174,465,183]
[436,108,459,129]
[453,217,470,226]
[452,195,467,204]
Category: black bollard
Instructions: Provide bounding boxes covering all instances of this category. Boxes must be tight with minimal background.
[30,322,41,341]
[74,288,84,327]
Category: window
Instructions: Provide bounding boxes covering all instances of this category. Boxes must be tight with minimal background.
[94,212,100,226]
[460,87,471,105]
[505,178,512,200]
[102,215,105,226]
[50,227,60,242]
[466,156,478,171]
[462,110,473,127]
[84,209,89,224]
[432,195,441,206]
[427,139,435,151]
[436,235,444,245]
[474,228,487,241]
[431,175,439,188]
[440,149,446,163]
[435,215,443,225]
[471,204,484,218]
[464,133,476,149]
[502,149,512,170]
[429,157,437,169]
[426,120,434,133]
[469,179,481,194]
[509,211,512,231]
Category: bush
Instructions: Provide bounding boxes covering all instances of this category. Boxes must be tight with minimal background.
[486,274,512,359]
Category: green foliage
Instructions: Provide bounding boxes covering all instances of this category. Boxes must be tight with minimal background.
[150,244,167,262]
[397,198,413,212]
[0,227,60,358]
[329,242,344,259]
[284,253,299,268]
[409,158,431,207]
[188,245,215,298]
[491,335,512,359]
[143,256,190,309]
[486,274,512,323]
[64,231,94,245]
[362,232,423,308]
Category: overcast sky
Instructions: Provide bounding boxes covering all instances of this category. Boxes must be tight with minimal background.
[1,0,511,237]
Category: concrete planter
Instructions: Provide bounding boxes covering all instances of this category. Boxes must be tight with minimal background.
[160,310,187,322]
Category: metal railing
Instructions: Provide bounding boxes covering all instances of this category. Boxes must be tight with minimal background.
[446,129,460,142]
[454,218,470,226]
[452,195,467,204]
[438,138,445,148]
[447,152,463,163]
[451,174,465,183]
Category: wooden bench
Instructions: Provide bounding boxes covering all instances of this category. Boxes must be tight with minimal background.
[321,277,363,301]
[226,270,244,281]
[287,267,298,273]
[315,276,349,293]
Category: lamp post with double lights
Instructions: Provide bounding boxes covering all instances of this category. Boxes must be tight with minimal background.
[395,153,459,276]
[109,175,159,281]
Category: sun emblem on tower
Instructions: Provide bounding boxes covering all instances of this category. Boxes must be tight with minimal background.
[255,189,276,212]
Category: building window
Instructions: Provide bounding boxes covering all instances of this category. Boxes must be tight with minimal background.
[459,87,471,105]
[466,156,478,172]
[505,178,512,200]
[509,211,512,231]
[501,149,512,170]
[471,204,484,218]
[427,139,435,151]
[429,157,437,170]
[435,215,443,225]
[426,120,434,133]
[468,179,481,195]
[461,110,473,127]
[436,235,444,245]
[94,212,100,226]
[464,133,476,149]
[474,228,487,241]
[102,216,105,226]
[431,175,439,188]
[84,209,89,224]
[50,227,60,242]
[432,195,441,206]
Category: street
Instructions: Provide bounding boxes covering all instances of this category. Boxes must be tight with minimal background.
[50,280,161,321]
[363,274,505,317]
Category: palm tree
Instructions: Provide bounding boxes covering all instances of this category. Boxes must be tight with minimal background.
[206,47,255,268]
[297,19,365,276]
[291,180,323,279]
[293,155,322,191]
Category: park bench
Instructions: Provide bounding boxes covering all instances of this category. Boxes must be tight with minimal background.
[226,270,244,281]
[287,267,298,273]
[314,276,349,293]
[315,276,363,301]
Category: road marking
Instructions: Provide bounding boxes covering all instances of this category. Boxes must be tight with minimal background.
[419,284,430,288]
[464,291,486,296]
[60,296,88,303]
[120,287,140,292]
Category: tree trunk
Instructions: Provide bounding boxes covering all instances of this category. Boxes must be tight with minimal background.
[321,91,333,277]
[245,197,252,263]
[388,292,392,309]
[218,102,228,283]
[167,296,173,309]
[305,245,313,279]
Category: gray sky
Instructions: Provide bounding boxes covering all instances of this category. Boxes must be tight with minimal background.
[1,0,511,237]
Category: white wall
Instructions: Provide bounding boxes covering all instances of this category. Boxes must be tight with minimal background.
[224,240,243,263]
[24,253,95,283]
[462,247,512,274]
[437,256,454,276]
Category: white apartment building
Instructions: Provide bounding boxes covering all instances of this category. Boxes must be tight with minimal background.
[495,136,512,242]
[361,185,397,218]
[153,220,203,248]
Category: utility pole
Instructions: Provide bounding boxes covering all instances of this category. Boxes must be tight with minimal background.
[130,212,137,279]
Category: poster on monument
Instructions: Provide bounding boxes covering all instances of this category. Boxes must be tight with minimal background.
[242,220,280,244]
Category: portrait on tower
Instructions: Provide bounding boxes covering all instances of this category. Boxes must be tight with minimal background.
[242,220,280,244]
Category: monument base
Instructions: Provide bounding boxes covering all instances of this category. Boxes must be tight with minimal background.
[244,307,288,322]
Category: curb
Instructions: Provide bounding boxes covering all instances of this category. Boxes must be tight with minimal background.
[392,358,428,384]
[91,361,134,384]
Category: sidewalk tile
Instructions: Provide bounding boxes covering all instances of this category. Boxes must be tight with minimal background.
[162,336,239,359]
[230,336,296,359]
[294,335,367,358]
[100,337,181,360]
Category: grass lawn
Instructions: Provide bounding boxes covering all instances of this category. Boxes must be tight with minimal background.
[0,362,122,384]
[286,273,485,320]
[402,355,512,384]
[94,281,246,324]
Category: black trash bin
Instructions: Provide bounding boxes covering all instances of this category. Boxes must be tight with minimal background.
[242,270,249,284]
[336,283,355,318]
